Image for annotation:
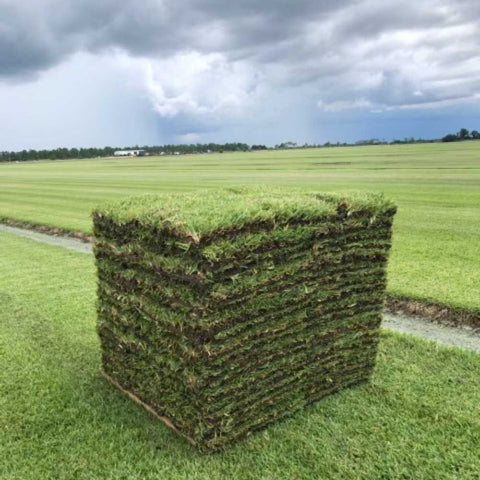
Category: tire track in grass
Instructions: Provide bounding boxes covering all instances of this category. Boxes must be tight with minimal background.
[2,223,479,353]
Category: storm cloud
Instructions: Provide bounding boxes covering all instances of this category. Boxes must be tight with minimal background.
[1,0,479,147]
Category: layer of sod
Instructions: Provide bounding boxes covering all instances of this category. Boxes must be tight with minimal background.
[93,188,396,451]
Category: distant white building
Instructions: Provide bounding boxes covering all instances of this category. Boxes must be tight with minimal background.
[114,150,147,157]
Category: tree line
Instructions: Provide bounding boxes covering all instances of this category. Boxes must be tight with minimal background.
[0,142,260,162]
[1,127,479,162]
[441,128,480,142]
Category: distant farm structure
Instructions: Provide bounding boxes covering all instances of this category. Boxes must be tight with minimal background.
[114,150,147,157]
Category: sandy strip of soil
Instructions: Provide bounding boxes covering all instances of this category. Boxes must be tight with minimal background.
[0,224,92,254]
[383,313,480,352]
[2,223,479,352]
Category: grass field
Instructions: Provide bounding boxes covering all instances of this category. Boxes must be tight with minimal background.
[1,142,479,312]
[1,230,479,479]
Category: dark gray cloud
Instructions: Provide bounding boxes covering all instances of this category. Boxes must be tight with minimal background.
[9,0,475,75]
[0,0,349,78]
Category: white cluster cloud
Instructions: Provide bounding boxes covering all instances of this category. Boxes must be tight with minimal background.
[115,52,263,117]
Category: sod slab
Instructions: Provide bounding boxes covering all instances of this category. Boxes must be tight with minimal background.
[93,188,396,451]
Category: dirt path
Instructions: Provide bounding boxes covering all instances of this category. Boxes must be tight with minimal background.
[0,224,92,254]
[383,313,480,352]
[2,223,479,353]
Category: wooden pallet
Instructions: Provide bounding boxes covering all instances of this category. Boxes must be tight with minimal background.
[100,371,197,447]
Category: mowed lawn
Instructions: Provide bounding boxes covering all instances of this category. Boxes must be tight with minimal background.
[1,230,479,480]
[0,141,479,311]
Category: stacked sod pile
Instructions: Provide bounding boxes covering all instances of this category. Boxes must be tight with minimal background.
[93,188,396,452]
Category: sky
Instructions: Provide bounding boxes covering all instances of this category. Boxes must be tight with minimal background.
[1,0,479,150]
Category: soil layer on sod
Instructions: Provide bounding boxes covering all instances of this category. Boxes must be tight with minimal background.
[93,189,396,451]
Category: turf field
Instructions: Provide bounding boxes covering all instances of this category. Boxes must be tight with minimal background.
[1,141,479,312]
[1,230,479,479]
